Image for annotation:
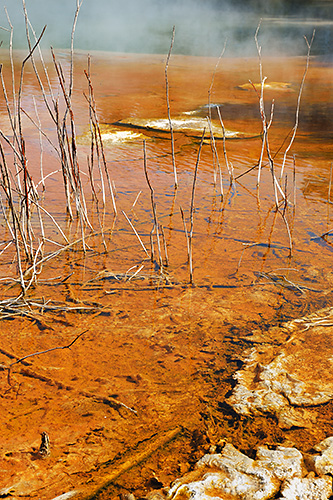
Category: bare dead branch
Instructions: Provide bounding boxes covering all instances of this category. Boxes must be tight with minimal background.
[165,25,177,188]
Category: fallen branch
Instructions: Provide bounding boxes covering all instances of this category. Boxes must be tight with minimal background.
[81,426,182,499]
[1,341,137,415]
[5,329,88,385]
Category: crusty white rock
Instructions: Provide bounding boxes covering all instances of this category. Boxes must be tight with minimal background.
[227,307,333,428]
[278,476,332,499]
[167,439,333,500]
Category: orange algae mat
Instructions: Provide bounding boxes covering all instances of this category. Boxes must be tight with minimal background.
[0,51,333,498]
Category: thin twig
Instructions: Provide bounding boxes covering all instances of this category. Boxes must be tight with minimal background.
[188,129,205,284]
[165,25,177,188]
[206,115,223,199]
[280,30,315,179]
[217,105,233,183]
[253,23,284,206]
[131,190,142,210]
[7,329,88,384]
[208,42,227,188]
[84,66,117,213]
[180,206,190,260]
[143,140,163,269]
[122,210,150,257]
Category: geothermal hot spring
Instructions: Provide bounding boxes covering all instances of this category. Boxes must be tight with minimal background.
[1,1,333,499]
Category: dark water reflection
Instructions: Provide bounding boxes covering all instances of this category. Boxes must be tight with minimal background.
[192,101,333,139]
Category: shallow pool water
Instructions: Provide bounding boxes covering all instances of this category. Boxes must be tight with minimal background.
[0,49,333,499]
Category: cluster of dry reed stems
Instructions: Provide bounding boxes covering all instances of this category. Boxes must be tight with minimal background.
[0,0,115,304]
[0,2,319,319]
[0,1,83,288]
[171,22,316,284]
[252,23,315,256]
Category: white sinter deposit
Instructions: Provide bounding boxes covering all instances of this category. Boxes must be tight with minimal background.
[167,440,333,500]
[163,307,333,500]
[227,306,333,428]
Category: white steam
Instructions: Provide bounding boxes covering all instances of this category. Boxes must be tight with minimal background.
[0,0,330,57]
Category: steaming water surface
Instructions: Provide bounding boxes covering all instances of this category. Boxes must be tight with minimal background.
[1,0,333,58]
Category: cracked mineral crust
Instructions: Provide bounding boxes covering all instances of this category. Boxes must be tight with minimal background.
[226,306,333,428]
[167,440,333,500]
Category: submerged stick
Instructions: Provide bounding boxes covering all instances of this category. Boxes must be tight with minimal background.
[82,427,182,500]
[10,330,87,369]
[6,329,88,385]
